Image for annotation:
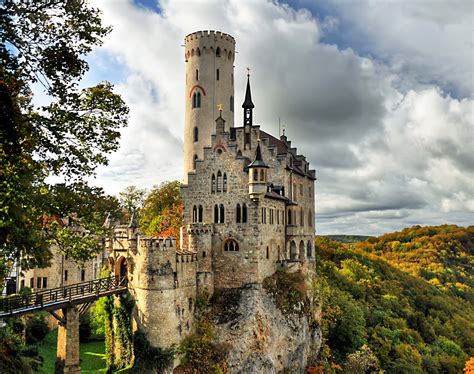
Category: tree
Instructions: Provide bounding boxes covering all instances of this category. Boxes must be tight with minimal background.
[0,1,128,268]
[119,185,147,218]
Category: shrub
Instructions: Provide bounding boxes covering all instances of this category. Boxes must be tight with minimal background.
[132,330,174,372]
[25,316,49,344]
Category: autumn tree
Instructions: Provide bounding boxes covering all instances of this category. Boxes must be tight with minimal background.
[119,185,147,218]
[0,0,129,268]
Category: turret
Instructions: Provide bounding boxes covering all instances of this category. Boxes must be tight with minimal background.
[183,31,236,182]
[242,72,254,150]
[248,140,269,200]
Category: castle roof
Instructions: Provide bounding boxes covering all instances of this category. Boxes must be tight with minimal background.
[242,75,254,109]
[247,141,269,168]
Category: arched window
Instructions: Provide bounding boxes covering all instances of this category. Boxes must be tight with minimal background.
[196,91,201,107]
[236,204,241,223]
[216,47,221,57]
[253,169,258,181]
[192,93,197,108]
[224,239,239,252]
[266,246,269,259]
[193,127,198,142]
[191,48,195,57]
[242,204,248,223]
[260,169,265,181]
[192,205,197,223]
[196,69,199,80]
[197,47,201,56]
[193,154,198,170]
[217,171,222,192]
[211,174,216,193]
[288,209,292,225]
[307,241,312,258]
[308,210,312,227]
[228,51,232,60]
[219,204,225,223]
[230,96,234,112]
[223,173,227,192]
[214,205,219,223]
[198,205,203,223]
[216,69,219,80]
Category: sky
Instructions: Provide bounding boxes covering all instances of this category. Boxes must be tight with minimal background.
[79,0,473,235]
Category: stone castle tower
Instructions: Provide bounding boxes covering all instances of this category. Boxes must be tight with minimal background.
[183,31,236,182]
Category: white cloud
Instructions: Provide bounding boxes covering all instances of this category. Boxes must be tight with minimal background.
[87,0,473,234]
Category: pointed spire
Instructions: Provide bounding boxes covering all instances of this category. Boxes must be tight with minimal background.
[242,71,254,109]
[248,139,269,168]
[128,212,138,229]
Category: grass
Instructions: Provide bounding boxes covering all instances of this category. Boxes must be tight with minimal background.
[36,329,107,373]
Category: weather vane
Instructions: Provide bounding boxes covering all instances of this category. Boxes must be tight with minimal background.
[246,67,250,77]
[217,103,223,113]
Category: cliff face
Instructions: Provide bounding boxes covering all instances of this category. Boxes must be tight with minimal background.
[212,266,321,373]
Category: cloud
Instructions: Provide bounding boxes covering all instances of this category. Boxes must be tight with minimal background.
[88,0,473,235]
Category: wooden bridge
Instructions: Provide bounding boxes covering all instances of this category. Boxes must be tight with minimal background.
[0,276,128,373]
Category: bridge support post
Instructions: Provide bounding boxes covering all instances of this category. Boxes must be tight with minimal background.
[55,306,81,374]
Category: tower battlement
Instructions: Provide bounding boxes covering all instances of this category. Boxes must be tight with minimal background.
[185,30,235,44]
[138,236,176,251]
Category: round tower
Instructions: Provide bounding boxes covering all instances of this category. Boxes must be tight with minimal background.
[183,30,235,182]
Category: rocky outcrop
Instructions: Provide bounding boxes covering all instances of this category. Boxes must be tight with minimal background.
[212,266,321,373]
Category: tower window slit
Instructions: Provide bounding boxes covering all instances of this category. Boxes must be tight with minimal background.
[216,69,219,80]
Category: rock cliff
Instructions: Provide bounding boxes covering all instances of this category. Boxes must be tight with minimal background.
[212,265,321,373]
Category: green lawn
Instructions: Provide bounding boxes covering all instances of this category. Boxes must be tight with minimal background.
[37,329,107,373]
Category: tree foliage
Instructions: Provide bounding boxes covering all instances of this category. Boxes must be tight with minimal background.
[0,0,128,267]
[315,225,473,372]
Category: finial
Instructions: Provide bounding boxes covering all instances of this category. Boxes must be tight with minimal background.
[217,103,223,116]
[282,125,286,136]
[246,67,250,77]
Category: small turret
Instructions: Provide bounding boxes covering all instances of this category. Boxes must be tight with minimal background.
[248,139,269,200]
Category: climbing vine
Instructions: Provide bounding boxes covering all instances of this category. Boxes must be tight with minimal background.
[132,330,174,372]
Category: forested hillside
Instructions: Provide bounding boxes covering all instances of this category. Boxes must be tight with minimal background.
[315,225,473,373]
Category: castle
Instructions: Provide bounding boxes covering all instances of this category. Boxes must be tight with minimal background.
[108,30,316,350]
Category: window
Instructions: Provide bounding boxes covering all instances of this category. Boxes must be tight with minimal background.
[30,278,34,288]
[261,208,267,224]
[192,93,197,108]
[42,277,47,288]
[216,69,219,80]
[300,208,304,227]
[270,209,274,224]
[64,270,68,281]
[219,204,225,223]
[81,269,85,282]
[223,173,227,192]
[242,204,248,223]
[20,279,25,289]
[193,154,198,170]
[217,171,222,192]
[288,209,292,225]
[37,277,41,289]
[293,183,297,201]
[198,205,203,223]
[266,246,269,259]
[236,204,241,223]
[216,47,221,57]
[197,91,201,107]
[277,210,280,225]
[308,210,313,227]
[253,169,258,181]
[192,205,197,223]
[230,96,234,112]
[224,239,239,252]
[211,174,216,193]
[202,251,206,258]
[214,205,219,223]
[196,69,199,80]
[193,127,198,142]
[260,169,265,181]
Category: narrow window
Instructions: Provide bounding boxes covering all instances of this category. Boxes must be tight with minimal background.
[230,96,234,112]
[64,270,68,282]
[37,277,41,289]
[242,204,248,223]
[203,251,206,258]
[20,279,25,289]
[211,174,216,193]
[192,205,197,223]
[300,209,304,227]
[288,210,292,225]
[277,210,280,225]
[216,69,219,80]
[30,278,34,288]
[217,171,222,192]
[219,204,225,223]
[223,173,227,192]
[214,205,219,223]
[198,205,203,222]
[266,246,269,259]
[196,69,199,80]
[236,204,241,223]
[308,210,312,227]
[42,277,47,288]
[81,269,85,282]
[216,47,221,57]
[260,169,265,181]
[193,154,198,170]
[253,169,258,181]
[193,127,198,142]
[192,93,197,108]
[197,92,201,107]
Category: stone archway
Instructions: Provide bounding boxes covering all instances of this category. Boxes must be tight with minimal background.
[115,256,128,279]
[299,240,305,261]
[290,241,297,260]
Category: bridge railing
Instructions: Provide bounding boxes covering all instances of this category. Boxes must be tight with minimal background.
[0,276,127,316]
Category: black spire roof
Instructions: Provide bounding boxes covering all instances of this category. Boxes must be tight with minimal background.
[248,140,269,168]
[242,74,254,109]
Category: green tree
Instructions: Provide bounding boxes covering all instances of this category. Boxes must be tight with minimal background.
[119,185,147,218]
[0,0,128,268]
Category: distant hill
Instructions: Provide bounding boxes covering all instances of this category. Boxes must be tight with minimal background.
[322,235,373,244]
[315,225,473,373]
